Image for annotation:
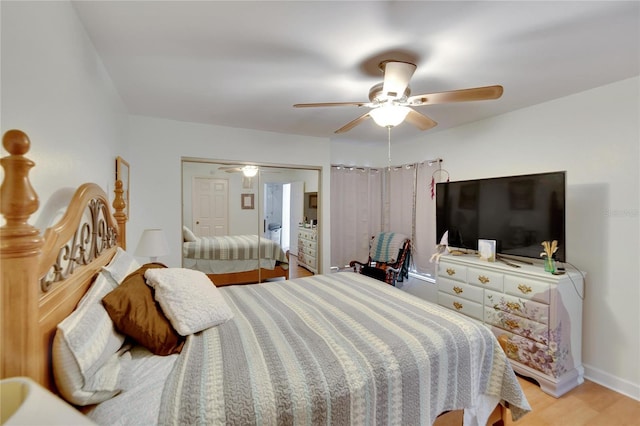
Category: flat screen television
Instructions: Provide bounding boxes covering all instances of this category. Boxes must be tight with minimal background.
[436,171,566,262]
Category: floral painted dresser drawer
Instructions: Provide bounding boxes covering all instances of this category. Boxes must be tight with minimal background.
[504,275,550,304]
[485,289,550,324]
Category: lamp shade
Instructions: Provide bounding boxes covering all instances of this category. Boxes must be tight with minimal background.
[370,105,411,128]
[135,228,170,262]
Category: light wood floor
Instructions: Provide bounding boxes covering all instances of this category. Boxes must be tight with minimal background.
[505,376,640,426]
[288,254,314,279]
[438,376,640,425]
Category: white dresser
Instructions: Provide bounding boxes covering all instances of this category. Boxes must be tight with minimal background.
[437,254,584,397]
[297,226,317,273]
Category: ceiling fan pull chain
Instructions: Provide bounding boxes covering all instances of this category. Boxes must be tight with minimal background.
[388,126,392,171]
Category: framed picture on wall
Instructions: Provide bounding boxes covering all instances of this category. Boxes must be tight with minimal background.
[309,193,318,209]
[115,156,130,220]
[241,193,254,210]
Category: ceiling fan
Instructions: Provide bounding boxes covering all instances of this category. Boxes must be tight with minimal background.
[294,60,503,134]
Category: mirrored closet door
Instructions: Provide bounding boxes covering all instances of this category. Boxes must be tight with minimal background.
[182,159,320,285]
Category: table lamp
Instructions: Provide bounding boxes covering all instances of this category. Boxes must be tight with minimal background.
[135,228,169,262]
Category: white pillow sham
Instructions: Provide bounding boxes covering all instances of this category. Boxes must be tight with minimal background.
[144,268,233,335]
[102,247,140,284]
[53,272,128,406]
[182,226,198,242]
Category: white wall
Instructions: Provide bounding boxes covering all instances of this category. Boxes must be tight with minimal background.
[0,1,128,222]
[126,115,331,271]
[334,77,640,399]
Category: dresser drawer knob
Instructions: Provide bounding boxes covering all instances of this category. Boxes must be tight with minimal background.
[505,319,520,330]
[478,275,490,284]
[453,301,463,310]
[446,268,456,276]
[506,302,521,311]
[453,286,463,294]
[517,284,532,294]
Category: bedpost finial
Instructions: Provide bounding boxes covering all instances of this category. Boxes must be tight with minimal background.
[1,129,39,227]
[113,179,127,250]
[113,180,126,214]
[3,129,31,156]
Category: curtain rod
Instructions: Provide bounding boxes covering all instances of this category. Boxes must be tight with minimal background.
[331,158,442,171]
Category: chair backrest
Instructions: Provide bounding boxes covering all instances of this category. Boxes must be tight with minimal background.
[370,232,409,264]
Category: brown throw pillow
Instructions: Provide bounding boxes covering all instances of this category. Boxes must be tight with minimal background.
[102,263,185,356]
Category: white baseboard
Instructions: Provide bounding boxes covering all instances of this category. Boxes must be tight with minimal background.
[583,363,640,401]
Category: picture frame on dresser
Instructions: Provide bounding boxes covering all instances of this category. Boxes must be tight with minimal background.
[478,239,497,262]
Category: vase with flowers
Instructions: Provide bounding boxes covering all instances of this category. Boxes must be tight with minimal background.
[540,240,558,273]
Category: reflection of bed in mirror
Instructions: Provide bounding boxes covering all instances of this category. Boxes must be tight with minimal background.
[182,229,289,286]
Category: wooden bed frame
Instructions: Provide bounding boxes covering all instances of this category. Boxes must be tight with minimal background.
[206,251,290,286]
[0,129,506,425]
[0,130,126,392]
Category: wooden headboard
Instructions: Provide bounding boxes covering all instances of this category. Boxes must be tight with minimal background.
[0,129,127,392]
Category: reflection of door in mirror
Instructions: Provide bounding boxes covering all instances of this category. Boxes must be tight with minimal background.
[264,182,283,246]
[192,177,228,236]
[182,160,320,285]
[263,181,304,254]
[289,182,304,253]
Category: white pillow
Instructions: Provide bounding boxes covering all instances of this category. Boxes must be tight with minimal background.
[102,247,140,284]
[182,226,198,242]
[144,268,233,335]
[53,272,128,405]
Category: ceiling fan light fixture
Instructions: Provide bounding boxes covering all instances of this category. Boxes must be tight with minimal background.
[242,165,259,177]
[370,105,411,128]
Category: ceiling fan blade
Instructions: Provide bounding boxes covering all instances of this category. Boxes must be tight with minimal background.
[334,112,371,134]
[405,109,438,131]
[294,101,368,108]
[408,85,504,106]
[381,61,416,99]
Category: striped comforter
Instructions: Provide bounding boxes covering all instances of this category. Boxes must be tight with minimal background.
[158,273,530,425]
[183,234,289,264]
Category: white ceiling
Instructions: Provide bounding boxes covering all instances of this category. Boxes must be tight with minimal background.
[72,1,640,145]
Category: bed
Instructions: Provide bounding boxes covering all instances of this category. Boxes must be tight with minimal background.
[182,228,290,285]
[0,129,530,425]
